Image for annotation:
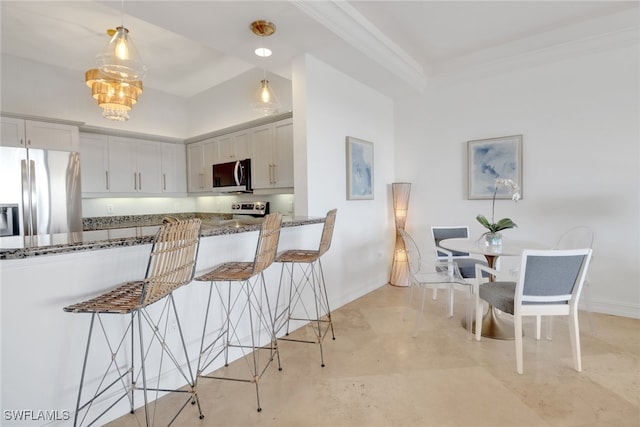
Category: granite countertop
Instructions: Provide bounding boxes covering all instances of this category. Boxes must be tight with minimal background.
[0,214,324,260]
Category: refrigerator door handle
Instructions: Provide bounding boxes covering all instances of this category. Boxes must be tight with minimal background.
[21,159,31,235]
[29,159,38,235]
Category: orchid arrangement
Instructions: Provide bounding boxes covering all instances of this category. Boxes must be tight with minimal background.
[476,178,521,234]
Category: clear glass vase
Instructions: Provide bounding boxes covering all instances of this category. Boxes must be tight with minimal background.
[483,232,503,249]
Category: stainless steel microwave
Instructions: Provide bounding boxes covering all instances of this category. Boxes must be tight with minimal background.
[212,159,252,193]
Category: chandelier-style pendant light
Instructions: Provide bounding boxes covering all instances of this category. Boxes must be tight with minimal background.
[85,68,143,121]
[250,20,280,115]
[85,0,146,121]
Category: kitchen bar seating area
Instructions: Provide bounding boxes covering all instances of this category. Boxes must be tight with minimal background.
[1,2,638,427]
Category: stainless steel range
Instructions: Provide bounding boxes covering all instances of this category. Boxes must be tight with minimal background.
[231,201,269,217]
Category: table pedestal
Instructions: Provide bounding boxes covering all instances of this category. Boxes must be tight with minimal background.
[469,253,517,340]
[462,306,516,340]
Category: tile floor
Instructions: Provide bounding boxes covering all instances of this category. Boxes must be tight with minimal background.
[106,284,639,427]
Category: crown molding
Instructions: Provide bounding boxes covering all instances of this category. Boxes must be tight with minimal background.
[292,0,426,92]
[429,25,639,86]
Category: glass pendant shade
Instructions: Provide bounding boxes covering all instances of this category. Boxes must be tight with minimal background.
[96,27,147,81]
[253,79,280,115]
[85,68,143,121]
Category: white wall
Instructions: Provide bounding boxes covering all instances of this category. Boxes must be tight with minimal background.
[292,54,396,305]
[187,67,293,136]
[1,54,189,138]
[395,42,640,318]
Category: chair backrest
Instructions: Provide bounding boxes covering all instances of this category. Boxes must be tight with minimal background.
[252,212,283,274]
[318,209,337,257]
[399,229,421,275]
[516,249,593,307]
[431,226,471,257]
[555,226,594,250]
[141,218,202,307]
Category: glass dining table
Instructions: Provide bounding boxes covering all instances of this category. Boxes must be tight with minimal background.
[439,237,548,339]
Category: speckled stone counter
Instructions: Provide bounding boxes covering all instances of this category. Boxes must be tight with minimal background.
[0,214,323,260]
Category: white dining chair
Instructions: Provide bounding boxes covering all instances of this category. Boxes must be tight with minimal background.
[474,248,593,374]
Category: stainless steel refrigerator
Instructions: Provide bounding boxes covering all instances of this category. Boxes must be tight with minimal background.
[0,145,82,238]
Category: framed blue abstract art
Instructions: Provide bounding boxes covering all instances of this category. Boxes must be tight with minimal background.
[467,135,523,200]
[346,136,374,200]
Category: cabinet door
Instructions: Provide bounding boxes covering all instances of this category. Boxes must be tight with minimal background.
[161,143,186,194]
[273,119,294,188]
[135,140,162,194]
[80,133,110,194]
[250,124,274,189]
[108,137,136,192]
[234,130,251,160]
[202,139,218,191]
[187,140,216,193]
[25,120,79,151]
[217,134,234,162]
[1,117,26,147]
[187,143,205,192]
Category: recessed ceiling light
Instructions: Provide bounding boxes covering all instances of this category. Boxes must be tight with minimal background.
[254,47,272,57]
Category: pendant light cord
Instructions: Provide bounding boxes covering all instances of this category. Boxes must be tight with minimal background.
[120,0,125,27]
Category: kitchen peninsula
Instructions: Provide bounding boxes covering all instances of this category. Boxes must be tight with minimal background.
[0,213,325,426]
[0,213,322,260]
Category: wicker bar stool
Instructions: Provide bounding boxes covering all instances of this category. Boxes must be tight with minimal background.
[274,209,337,367]
[63,218,203,426]
[194,212,282,412]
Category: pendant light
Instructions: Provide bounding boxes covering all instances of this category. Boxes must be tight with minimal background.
[97,0,146,81]
[85,68,142,121]
[96,26,147,81]
[85,0,146,121]
[250,20,280,115]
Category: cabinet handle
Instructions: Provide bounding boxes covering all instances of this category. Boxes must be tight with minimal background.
[272,163,277,184]
[163,174,167,191]
[20,139,25,146]
[27,139,31,146]
[138,172,142,191]
[133,172,137,190]
[105,171,109,191]
[199,173,204,189]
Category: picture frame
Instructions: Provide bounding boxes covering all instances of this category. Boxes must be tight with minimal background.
[346,136,374,200]
[467,135,523,200]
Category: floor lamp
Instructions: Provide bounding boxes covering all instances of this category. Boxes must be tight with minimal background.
[390,182,411,287]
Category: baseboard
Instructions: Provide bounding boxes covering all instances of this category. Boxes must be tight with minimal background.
[581,298,640,319]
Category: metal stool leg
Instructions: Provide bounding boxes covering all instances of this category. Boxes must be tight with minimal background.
[197,274,281,412]
[275,257,335,367]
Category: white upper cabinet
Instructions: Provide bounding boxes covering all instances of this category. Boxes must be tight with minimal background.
[185,113,293,195]
[80,133,180,197]
[272,118,294,188]
[161,143,187,194]
[80,133,110,194]
[187,138,217,193]
[250,118,293,190]
[250,124,274,189]
[108,137,162,194]
[2,117,79,151]
[218,129,251,162]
